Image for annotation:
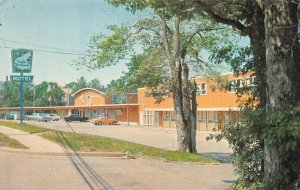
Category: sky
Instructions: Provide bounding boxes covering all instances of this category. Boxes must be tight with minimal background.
[0,0,148,85]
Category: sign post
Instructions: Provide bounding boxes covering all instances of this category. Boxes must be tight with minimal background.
[20,73,23,124]
[11,49,33,124]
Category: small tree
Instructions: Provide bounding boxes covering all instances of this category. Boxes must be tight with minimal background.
[35,81,65,107]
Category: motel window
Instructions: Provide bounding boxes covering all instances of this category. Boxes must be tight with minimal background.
[246,76,256,87]
[163,112,169,120]
[229,80,236,93]
[143,111,155,126]
[236,79,243,88]
[245,78,253,87]
[87,96,91,105]
[112,95,127,104]
[229,77,257,93]
[81,95,84,104]
[197,83,206,95]
[198,111,206,122]
[208,111,218,123]
[229,79,243,93]
[170,112,175,121]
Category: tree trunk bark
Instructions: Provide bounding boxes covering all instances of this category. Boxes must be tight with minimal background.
[190,81,197,153]
[172,60,190,152]
[264,0,300,188]
[170,58,197,153]
[247,0,267,108]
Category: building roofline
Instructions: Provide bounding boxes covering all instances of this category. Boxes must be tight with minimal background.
[144,107,241,111]
[72,88,104,97]
[0,104,139,111]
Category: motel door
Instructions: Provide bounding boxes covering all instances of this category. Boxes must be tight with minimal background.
[155,112,159,127]
[82,110,86,117]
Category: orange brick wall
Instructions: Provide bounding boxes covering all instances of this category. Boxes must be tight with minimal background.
[116,107,139,123]
[74,89,106,106]
[138,73,253,110]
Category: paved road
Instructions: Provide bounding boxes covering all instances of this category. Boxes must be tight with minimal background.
[22,120,232,154]
[0,152,236,190]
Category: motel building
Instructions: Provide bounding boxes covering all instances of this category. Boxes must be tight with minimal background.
[0,73,255,130]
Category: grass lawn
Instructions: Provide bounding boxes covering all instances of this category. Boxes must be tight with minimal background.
[0,132,28,149]
[0,121,218,163]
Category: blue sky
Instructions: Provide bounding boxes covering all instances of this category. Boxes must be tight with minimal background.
[0,0,147,85]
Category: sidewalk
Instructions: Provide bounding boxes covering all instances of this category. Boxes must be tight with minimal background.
[0,125,65,154]
[0,125,123,157]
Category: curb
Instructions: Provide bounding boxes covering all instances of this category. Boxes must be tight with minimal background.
[0,147,125,157]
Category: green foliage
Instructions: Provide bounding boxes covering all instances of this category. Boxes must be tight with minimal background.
[78,9,229,97]
[106,0,196,19]
[0,121,49,134]
[106,50,170,97]
[0,121,217,163]
[209,43,253,76]
[207,118,264,188]
[89,78,106,91]
[35,81,65,107]
[75,25,134,70]
[208,105,300,189]
[0,81,34,107]
[0,81,20,107]
[262,105,300,155]
[70,76,89,93]
[0,132,28,149]
[42,131,217,163]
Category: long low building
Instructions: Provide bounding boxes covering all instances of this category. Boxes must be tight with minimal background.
[0,73,254,130]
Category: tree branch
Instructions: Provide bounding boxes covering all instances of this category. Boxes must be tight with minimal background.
[173,16,180,57]
[195,0,247,34]
[158,11,171,57]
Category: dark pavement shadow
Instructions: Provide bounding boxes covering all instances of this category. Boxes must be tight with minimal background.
[53,131,114,190]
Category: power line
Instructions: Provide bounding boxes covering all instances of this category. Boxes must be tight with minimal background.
[1,39,86,54]
[0,45,91,56]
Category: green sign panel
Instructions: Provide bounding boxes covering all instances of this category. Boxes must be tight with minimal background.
[10,75,34,82]
[11,49,33,73]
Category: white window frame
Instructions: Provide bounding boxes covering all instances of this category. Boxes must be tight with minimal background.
[197,83,207,95]
[229,78,243,93]
[229,80,237,93]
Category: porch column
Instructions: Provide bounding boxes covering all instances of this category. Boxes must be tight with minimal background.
[169,111,171,128]
[197,111,200,131]
[127,106,129,126]
[205,111,208,131]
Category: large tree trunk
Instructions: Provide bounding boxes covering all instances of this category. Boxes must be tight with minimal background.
[190,81,197,153]
[166,15,197,153]
[246,0,267,108]
[172,60,190,152]
[264,0,300,188]
[171,59,197,153]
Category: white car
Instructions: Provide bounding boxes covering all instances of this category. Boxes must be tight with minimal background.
[25,113,52,122]
[46,114,60,121]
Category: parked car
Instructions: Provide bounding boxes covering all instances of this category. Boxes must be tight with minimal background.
[64,114,89,122]
[25,113,52,122]
[45,114,60,121]
[5,113,14,120]
[92,117,117,125]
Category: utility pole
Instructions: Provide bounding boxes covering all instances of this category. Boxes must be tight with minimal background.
[47,84,52,113]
